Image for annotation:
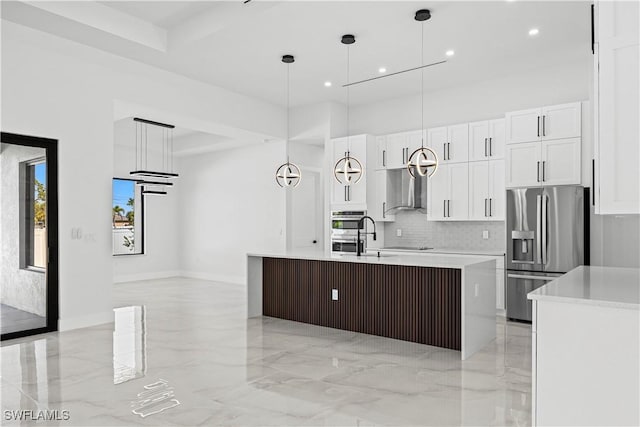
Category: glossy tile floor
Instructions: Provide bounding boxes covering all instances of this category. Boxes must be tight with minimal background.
[0,304,46,335]
[1,277,532,426]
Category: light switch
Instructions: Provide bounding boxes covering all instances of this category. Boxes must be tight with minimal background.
[396,228,402,237]
[332,289,338,301]
[482,230,489,239]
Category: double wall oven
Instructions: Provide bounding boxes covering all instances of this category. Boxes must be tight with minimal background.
[331,211,367,254]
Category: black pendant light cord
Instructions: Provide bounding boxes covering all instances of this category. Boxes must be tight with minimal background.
[286,60,290,163]
[346,43,350,154]
[421,20,425,149]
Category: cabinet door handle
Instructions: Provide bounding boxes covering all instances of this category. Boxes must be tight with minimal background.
[489,137,492,156]
[489,198,493,217]
[485,198,488,217]
[443,200,446,217]
[542,161,546,182]
[383,202,386,219]
[542,115,546,137]
[447,143,451,160]
[591,3,595,54]
[383,150,386,167]
[592,159,595,206]
[448,200,451,217]
[537,116,540,137]
[443,143,446,161]
[484,138,488,157]
[537,161,541,182]
[344,186,347,201]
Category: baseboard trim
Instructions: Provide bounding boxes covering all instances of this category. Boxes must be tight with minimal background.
[496,308,507,317]
[113,270,181,284]
[180,271,245,285]
[58,310,114,332]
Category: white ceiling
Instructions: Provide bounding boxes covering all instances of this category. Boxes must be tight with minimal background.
[2,1,591,107]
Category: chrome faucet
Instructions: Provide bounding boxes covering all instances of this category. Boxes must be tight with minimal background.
[356,216,376,256]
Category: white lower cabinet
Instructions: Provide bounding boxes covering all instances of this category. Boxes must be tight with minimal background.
[429,163,469,220]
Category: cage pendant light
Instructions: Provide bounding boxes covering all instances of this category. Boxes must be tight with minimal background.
[275,54,302,188]
[334,34,363,186]
[407,10,439,179]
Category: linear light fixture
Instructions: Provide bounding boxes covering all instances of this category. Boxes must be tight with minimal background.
[130,117,179,183]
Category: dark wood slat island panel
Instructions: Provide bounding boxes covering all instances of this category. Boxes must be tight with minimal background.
[262,257,461,350]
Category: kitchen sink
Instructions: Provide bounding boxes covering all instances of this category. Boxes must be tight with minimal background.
[381,246,434,251]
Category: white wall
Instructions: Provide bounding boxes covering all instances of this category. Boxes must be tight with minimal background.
[1,21,284,330]
[178,142,287,284]
[0,144,47,316]
[112,120,181,282]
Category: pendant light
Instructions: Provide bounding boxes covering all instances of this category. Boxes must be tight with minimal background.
[407,9,439,179]
[275,54,302,188]
[333,34,363,186]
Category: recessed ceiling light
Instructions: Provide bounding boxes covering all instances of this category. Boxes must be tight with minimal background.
[445,50,455,57]
[378,67,387,73]
[324,81,332,87]
[529,28,539,36]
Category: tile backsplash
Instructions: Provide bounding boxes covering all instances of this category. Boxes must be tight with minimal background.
[382,210,506,252]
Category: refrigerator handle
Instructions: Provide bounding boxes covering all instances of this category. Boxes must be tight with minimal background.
[536,194,542,264]
[542,192,548,266]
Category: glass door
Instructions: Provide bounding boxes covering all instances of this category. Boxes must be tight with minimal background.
[1,132,58,340]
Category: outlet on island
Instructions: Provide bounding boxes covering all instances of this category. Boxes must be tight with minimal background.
[332,289,338,301]
[396,228,402,237]
[482,230,489,240]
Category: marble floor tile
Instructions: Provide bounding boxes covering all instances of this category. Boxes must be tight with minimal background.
[1,277,532,426]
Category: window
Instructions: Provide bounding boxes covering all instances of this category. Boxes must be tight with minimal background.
[19,159,47,270]
[112,178,144,255]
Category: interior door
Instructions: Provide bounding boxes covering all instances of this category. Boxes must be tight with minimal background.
[1,133,58,340]
[291,170,322,251]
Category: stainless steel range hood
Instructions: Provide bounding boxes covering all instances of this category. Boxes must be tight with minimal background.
[385,168,428,212]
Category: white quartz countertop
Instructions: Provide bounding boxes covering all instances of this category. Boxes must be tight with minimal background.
[528,266,640,310]
[248,250,495,269]
[372,247,506,257]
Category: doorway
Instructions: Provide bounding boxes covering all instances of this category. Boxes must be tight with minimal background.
[1,132,58,340]
[290,168,323,251]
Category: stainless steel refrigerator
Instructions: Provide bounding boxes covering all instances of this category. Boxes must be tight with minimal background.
[506,186,588,322]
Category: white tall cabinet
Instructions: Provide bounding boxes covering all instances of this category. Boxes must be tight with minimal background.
[469,160,505,221]
[593,0,640,214]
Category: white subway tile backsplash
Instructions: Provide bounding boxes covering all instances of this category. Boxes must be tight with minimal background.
[383,211,505,252]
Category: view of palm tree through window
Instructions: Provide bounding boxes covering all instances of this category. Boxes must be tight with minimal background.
[112,179,143,255]
[32,162,46,269]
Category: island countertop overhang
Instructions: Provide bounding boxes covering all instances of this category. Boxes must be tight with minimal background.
[247,250,495,270]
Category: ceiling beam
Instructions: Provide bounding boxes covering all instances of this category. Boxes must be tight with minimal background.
[21,1,167,52]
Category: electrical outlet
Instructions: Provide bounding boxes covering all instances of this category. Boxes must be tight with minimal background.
[396,228,402,237]
[482,230,489,239]
[332,289,338,301]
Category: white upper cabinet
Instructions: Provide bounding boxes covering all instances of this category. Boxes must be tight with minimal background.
[593,0,640,214]
[469,118,505,161]
[469,159,505,220]
[427,126,448,162]
[505,108,542,144]
[369,170,395,222]
[385,132,408,169]
[447,124,469,164]
[541,138,581,186]
[429,163,469,221]
[375,136,387,170]
[506,141,542,188]
[541,103,581,140]
[506,102,581,144]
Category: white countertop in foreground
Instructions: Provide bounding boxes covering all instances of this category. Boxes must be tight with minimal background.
[528,266,640,310]
[248,250,494,269]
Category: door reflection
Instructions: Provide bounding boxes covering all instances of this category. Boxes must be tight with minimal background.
[113,306,146,385]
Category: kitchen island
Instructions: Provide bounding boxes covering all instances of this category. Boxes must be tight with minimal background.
[528,266,640,426]
[247,251,496,360]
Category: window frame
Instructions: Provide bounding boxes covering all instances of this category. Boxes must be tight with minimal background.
[112,177,145,256]
[19,157,47,272]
